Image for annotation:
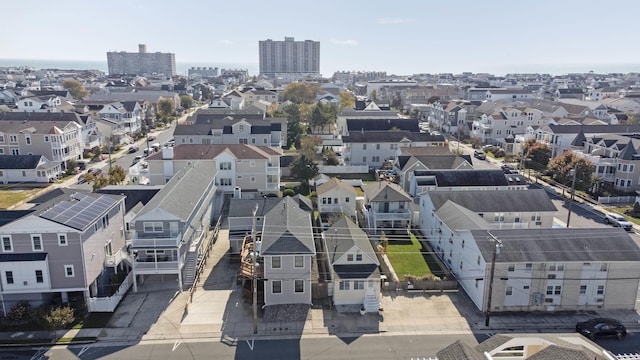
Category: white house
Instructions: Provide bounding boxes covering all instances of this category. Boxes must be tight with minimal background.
[316,178,357,218]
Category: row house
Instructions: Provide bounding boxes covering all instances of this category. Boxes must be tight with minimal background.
[419,189,557,237]
[423,100,478,135]
[455,228,640,313]
[529,123,640,158]
[572,133,640,192]
[393,147,473,193]
[130,161,218,291]
[399,86,460,113]
[0,112,84,168]
[145,144,281,196]
[0,189,128,311]
[175,110,285,148]
[342,131,446,168]
[471,106,546,145]
[0,154,62,183]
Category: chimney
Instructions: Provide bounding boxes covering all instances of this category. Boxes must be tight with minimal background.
[162,146,174,160]
[138,44,147,53]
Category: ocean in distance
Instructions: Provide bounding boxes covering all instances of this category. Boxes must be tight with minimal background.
[0,59,259,76]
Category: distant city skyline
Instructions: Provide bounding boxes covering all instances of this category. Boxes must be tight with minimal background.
[2,0,639,76]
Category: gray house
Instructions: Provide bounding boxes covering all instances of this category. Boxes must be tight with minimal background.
[261,197,316,307]
[130,161,217,291]
[0,154,62,183]
[0,189,127,310]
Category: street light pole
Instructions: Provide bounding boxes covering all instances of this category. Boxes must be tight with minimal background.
[566,164,578,228]
[251,203,259,334]
[485,231,502,327]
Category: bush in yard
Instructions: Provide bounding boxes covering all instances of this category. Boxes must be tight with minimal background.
[7,301,31,321]
[43,306,75,332]
[283,188,296,197]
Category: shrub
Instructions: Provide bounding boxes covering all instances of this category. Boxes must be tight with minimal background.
[44,306,75,331]
[7,301,31,322]
[283,188,296,197]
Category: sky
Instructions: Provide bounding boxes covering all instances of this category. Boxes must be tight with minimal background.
[2,0,640,76]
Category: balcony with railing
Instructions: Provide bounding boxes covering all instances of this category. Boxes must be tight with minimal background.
[132,232,182,249]
[266,166,280,176]
[573,151,619,167]
[372,209,412,222]
[105,248,130,267]
[489,222,530,230]
[239,234,264,280]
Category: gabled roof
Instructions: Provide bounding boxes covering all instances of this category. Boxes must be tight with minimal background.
[261,197,315,255]
[363,182,412,202]
[317,178,356,195]
[146,144,281,161]
[473,228,640,263]
[425,189,556,213]
[343,131,445,143]
[436,340,486,360]
[398,154,471,171]
[228,198,282,218]
[618,141,638,160]
[436,201,488,231]
[326,217,378,266]
[0,154,44,169]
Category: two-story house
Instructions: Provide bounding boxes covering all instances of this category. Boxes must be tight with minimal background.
[174,110,285,148]
[323,217,380,313]
[145,144,281,196]
[0,112,84,169]
[409,169,527,197]
[362,182,413,234]
[0,154,62,183]
[242,89,279,107]
[0,189,128,311]
[316,178,357,219]
[393,147,473,193]
[261,196,316,307]
[130,161,217,291]
[455,228,640,313]
[95,101,142,141]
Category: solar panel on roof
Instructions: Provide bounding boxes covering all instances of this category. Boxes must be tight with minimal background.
[40,194,117,230]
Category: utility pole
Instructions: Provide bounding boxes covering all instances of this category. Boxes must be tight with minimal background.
[107,141,113,174]
[251,203,259,334]
[485,231,502,327]
[566,164,578,228]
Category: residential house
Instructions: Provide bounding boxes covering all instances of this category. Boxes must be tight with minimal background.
[0,89,19,106]
[454,228,640,313]
[97,101,142,136]
[472,104,546,145]
[15,95,65,112]
[242,89,279,107]
[343,131,446,168]
[316,178,357,219]
[227,195,312,255]
[261,196,316,306]
[85,90,180,114]
[174,109,285,148]
[362,182,413,234]
[572,133,640,192]
[419,189,557,238]
[393,147,473,193]
[409,169,527,197]
[0,189,128,311]
[323,217,380,312]
[555,88,584,100]
[145,144,281,196]
[0,112,84,168]
[0,154,62,183]
[556,98,611,122]
[529,123,640,157]
[485,89,534,101]
[130,161,217,291]
[335,108,400,138]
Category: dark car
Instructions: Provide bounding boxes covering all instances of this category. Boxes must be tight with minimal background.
[501,164,515,174]
[576,318,626,340]
[128,146,139,153]
[473,150,486,160]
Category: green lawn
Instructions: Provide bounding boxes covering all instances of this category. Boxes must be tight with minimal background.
[385,233,432,279]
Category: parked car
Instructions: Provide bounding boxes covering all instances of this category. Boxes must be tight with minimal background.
[147,135,156,141]
[501,164,515,174]
[604,212,633,231]
[576,318,626,340]
[132,155,143,165]
[128,146,139,153]
[473,150,486,160]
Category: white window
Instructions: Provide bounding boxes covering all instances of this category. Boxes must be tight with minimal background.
[347,254,353,261]
[213,131,222,137]
[58,234,67,246]
[294,256,304,268]
[143,222,163,233]
[2,236,12,252]
[579,285,587,294]
[220,162,232,170]
[239,125,244,132]
[9,135,17,143]
[32,235,43,251]
[596,285,604,295]
[5,271,13,284]
[525,263,532,271]
[64,265,75,277]
[505,286,513,296]
[508,265,515,272]
[356,254,362,261]
[294,279,304,293]
[362,144,367,150]
[272,280,281,294]
[35,270,44,283]
[239,138,248,144]
[354,280,364,290]
[339,280,350,290]
[272,256,281,269]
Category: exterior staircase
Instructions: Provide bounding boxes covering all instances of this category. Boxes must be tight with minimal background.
[363,287,380,312]
[182,252,198,288]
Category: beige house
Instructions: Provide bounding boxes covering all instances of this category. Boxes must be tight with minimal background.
[323,217,380,312]
[145,144,282,197]
[316,178,357,218]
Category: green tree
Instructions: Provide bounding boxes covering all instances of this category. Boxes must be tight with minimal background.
[64,159,77,176]
[290,155,319,190]
[339,91,355,110]
[310,102,338,134]
[61,79,88,100]
[300,135,321,159]
[283,82,320,104]
[284,104,305,148]
[427,96,440,104]
[180,95,194,111]
[108,165,126,185]
[156,98,175,123]
[522,139,551,170]
[547,152,595,190]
